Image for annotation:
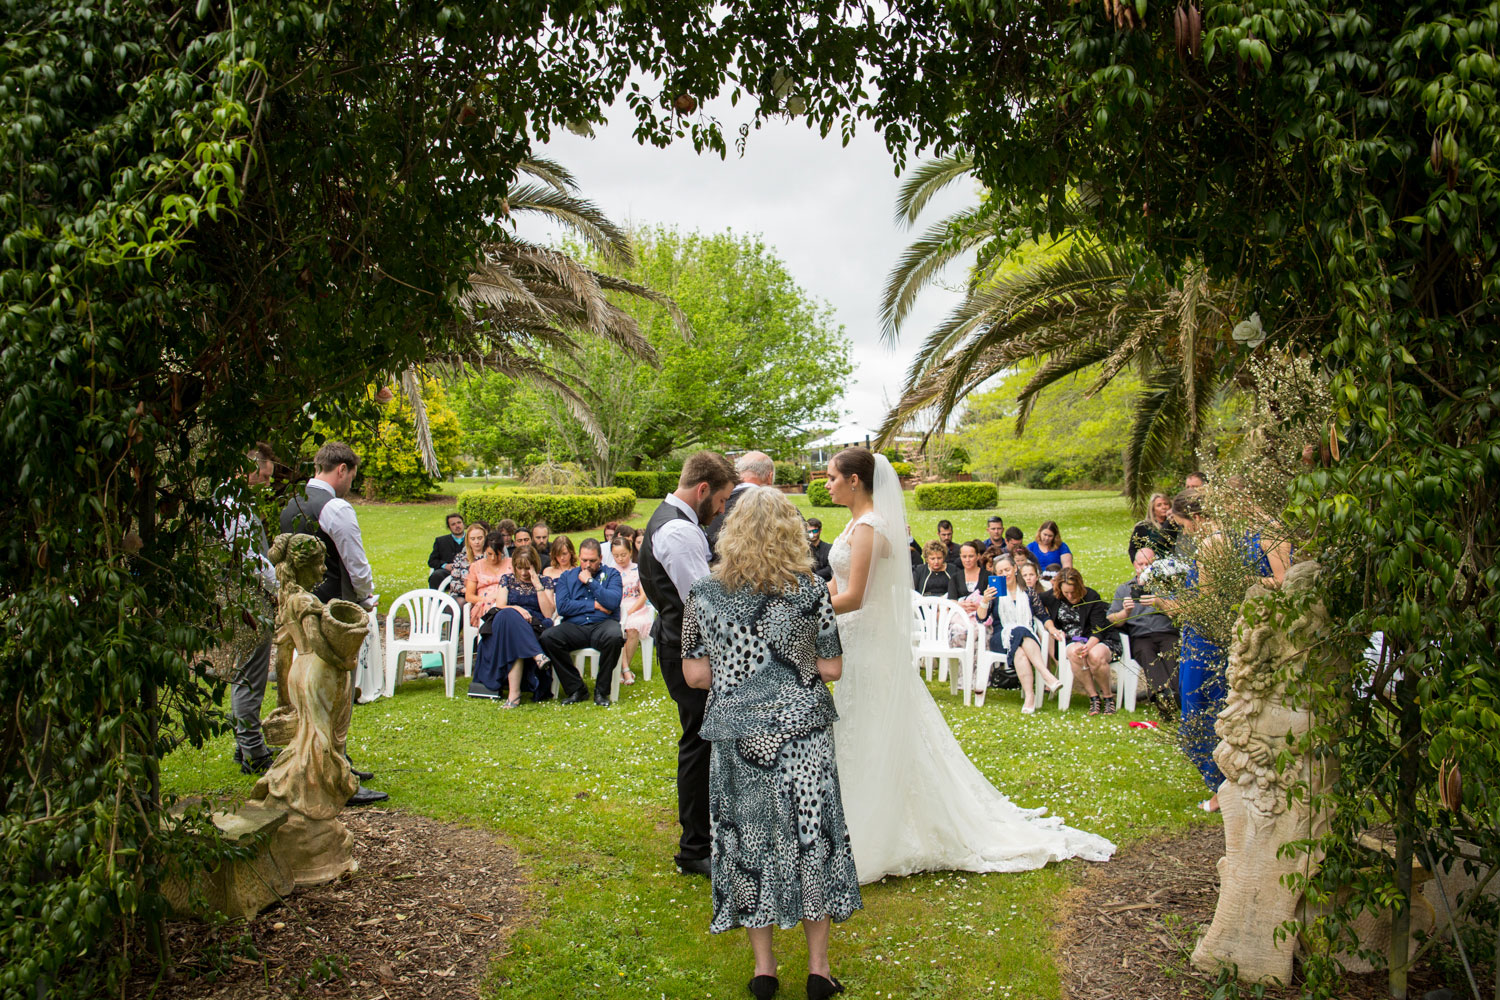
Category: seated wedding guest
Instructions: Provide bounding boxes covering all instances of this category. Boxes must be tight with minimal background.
[986,554,1062,714]
[531,522,551,569]
[1128,493,1180,561]
[680,487,860,1000]
[950,541,997,705]
[1028,520,1073,578]
[471,543,556,707]
[1004,526,1030,567]
[981,515,1006,553]
[807,517,833,581]
[495,518,517,554]
[913,540,960,597]
[427,512,467,589]
[613,533,653,686]
[448,522,489,599]
[1107,546,1181,702]
[600,521,622,569]
[465,530,513,694]
[1184,470,1208,490]
[543,535,576,583]
[1041,567,1119,716]
[513,526,533,552]
[539,539,624,706]
[936,519,961,567]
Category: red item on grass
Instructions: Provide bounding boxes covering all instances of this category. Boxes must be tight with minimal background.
[1128,720,1159,730]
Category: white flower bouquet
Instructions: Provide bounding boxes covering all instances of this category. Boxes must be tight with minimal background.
[1138,556,1190,596]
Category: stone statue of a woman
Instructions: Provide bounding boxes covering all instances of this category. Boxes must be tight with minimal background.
[248,532,368,885]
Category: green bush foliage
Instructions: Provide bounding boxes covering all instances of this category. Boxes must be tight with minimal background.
[457,487,637,532]
[774,461,808,485]
[613,470,666,497]
[807,480,835,507]
[317,381,463,501]
[914,482,998,510]
[890,460,916,478]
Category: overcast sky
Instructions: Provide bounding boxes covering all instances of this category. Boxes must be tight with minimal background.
[531,99,974,436]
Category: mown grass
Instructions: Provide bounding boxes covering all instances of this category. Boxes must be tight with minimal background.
[165,485,1205,998]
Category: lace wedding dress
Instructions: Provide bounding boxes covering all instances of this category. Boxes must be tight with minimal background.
[828,456,1115,883]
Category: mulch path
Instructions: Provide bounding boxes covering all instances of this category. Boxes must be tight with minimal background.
[130,811,524,999]
[1057,825,1454,1000]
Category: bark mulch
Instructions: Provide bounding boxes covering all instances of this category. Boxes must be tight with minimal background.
[1057,825,1455,1000]
[130,810,524,1000]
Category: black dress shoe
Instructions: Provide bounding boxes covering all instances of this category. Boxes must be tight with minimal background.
[239,754,276,776]
[560,689,590,705]
[593,690,611,707]
[675,856,711,876]
[350,767,375,781]
[806,974,844,1000]
[749,975,779,999]
[346,786,389,806]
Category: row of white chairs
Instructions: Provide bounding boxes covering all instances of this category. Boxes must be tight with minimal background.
[910,594,1143,711]
[380,588,654,704]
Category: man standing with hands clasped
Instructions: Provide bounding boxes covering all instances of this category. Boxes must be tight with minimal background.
[638,451,737,875]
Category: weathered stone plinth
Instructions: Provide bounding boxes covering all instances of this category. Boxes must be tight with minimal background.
[269,810,358,886]
[163,801,293,919]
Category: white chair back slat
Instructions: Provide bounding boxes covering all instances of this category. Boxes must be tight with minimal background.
[384,588,461,699]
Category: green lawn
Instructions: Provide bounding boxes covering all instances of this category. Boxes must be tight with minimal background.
[165,486,1209,999]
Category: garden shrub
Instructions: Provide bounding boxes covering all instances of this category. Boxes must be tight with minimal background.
[774,461,808,486]
[614,470,666,497]
[458,487,636,532]
[890,460,915,478]
[914,482,998,510]
[807,480,834,507]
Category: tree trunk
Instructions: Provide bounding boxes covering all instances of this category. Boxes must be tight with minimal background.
[1388,667,1420,999]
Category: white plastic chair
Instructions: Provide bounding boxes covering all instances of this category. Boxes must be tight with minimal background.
[976,614,1050,709]
[911,594,971,687]
[384,589,461,698]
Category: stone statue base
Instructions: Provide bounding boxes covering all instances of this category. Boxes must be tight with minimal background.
[162,801,294,920]
[269,811,358,886]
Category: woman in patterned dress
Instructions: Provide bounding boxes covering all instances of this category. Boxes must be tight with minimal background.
[681,486,860,1000]
[611,533,652,686]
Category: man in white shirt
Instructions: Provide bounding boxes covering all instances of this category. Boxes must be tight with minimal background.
[637,451,737,875]
[280,441,386,805]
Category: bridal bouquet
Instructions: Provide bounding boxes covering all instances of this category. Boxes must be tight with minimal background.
[1138,556,1190,596]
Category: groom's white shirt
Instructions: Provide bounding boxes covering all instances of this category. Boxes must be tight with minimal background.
[656,494,711,602]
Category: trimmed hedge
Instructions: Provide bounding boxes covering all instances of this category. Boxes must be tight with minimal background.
[914,481,998,510]
[807,479,834,507]
[458,486,637,532]
[774,461,808,486]
[614,470,665,498]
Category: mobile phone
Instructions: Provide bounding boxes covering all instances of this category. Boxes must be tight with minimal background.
[988,574,1006,596]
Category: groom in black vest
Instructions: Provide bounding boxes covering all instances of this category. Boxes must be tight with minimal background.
[638,451,737,875]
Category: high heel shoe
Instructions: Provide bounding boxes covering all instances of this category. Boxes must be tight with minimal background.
[1044,678,1064,694]
[749,974,779,999]
[807,974,844,1000]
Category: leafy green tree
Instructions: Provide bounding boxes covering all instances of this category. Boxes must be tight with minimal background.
[528,227,852,483]
[316,382,463,500]
[448,369,554,474]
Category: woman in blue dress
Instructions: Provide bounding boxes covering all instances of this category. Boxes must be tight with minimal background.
[471,540,556,706]
[1159,493,1289,811]
[1026,520,1073,578]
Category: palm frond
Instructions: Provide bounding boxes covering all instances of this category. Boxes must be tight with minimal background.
[879,208,996,342]
[399,366,442,477]
[1123,363,1191,509]
[596,273,692,339]
[517,156,579,194]
[893,151,977,228]
[501,183,633,264]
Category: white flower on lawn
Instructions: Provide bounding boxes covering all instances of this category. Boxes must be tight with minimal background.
[1232,311,1266,348]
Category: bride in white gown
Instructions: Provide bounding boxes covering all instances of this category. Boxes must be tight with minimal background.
[824,448,1114,883]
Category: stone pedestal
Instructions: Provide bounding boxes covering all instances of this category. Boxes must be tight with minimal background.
[163,801,293,920]
[269,811,358,886]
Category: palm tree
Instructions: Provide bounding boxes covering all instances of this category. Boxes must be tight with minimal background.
[877,157,1245,508]
[401,156,688,476]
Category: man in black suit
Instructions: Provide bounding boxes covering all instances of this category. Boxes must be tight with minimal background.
[807,517,833,581]
[704,450,774,555]
[427,512,466,589]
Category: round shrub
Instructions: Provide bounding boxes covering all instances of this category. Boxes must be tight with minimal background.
[914,481,998,510]
[457,486,637,532]
[774,461,808,486]
[807,479,834,507]
[890,460,915,478]
[614,470,666,498]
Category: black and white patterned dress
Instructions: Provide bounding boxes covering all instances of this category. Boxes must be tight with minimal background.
[682,573,862,932]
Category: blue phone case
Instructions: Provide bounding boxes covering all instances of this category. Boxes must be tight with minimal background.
[988,575,1006,596]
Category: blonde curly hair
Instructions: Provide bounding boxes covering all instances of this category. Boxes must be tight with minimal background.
[712,486,814,594]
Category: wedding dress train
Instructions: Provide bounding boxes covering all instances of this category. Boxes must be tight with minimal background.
[828,458,1114,883]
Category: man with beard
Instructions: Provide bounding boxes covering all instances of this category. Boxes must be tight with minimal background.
[637,451,737,876]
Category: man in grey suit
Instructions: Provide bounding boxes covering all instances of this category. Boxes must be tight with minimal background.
[704,450,775,555]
